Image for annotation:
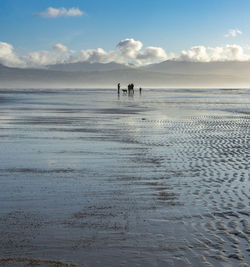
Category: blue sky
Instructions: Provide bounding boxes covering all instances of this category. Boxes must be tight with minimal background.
[1,0,250,67]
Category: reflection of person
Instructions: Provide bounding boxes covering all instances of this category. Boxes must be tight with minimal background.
[117,83,120,94]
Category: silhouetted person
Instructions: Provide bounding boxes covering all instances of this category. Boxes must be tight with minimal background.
[128,83,134,95]
[128,84,131,94]
[117,83,120,94]
[131,83,134,94]
[139,87,142,94]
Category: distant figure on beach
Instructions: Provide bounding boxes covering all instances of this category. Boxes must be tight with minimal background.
[139,87,142,94]
[131,83,134,93]
[128,83,134,95]
[117,83,120,94]
[128,84,131,94]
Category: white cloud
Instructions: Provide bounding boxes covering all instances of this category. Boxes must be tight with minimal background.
[116,38,170,64]
[53,43,68,52]
[117,38,143,58]
[224,29,242,38]
[180,46,210,62]
[137,46,168,61]
[179,45,250,62]
[36,7,84,18]
[222,45,248,60]
[80,48,121,64]
[26,44,73,67]
[0,42,23,67]
[26,51,60,66]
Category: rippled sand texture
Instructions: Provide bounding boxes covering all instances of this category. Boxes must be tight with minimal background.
[0,88,249,266]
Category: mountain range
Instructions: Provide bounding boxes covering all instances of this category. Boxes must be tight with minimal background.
[1,60,250,88]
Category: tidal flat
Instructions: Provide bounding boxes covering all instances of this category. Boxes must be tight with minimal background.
[0,88,249,266]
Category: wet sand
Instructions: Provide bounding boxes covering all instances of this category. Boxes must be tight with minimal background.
[0,88,249,266]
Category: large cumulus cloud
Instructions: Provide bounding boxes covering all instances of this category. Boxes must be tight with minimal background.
[116,39,168,63]
[0,42,23,67]
[180,45,250,62]
[0,42,72,68]
[24,43,72,67]
[117,38,143,58]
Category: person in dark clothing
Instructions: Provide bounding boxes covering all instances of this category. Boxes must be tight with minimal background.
[117,83,120,94]
[128,84,131,94]
[131,83,134,93]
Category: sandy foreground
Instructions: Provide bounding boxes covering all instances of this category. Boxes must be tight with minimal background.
[0,88,249,267]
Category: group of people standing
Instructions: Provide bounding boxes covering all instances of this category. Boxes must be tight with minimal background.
[128,83,134,94]
[117,83,142,95]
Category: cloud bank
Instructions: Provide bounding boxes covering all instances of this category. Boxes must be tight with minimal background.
[1,39,250,68]
[35,7,84,18]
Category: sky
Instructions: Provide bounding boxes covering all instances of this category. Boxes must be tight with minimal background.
[1,0,250,67]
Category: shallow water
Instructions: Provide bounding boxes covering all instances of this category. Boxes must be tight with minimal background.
[0,88,249,266]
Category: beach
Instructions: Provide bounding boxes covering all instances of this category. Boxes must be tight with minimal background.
[0,88,249,266]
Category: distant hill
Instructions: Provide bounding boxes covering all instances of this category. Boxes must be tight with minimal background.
[47,61,130,72]
[143,60,250,76]
[1,61,250,88]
